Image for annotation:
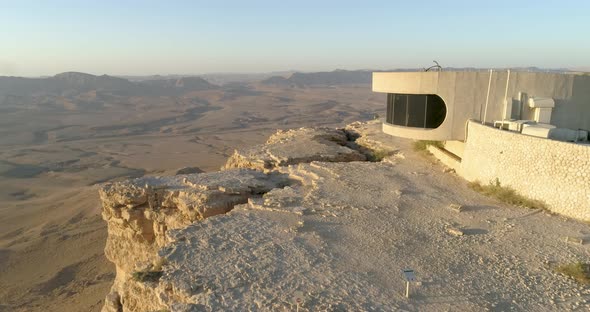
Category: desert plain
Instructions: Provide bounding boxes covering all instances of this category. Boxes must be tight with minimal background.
[0,72,384,311]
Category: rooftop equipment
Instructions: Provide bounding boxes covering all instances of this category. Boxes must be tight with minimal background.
[527,97,555,124]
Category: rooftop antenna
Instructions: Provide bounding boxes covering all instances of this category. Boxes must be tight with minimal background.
[424,60,443,72]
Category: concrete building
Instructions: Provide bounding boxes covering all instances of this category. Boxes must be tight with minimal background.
[372,70,590,221]
[373,70,590,143]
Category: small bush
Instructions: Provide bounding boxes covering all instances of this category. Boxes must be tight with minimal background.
[556,262,590,285]
[132,270,163,283]
[413,140,443,152]
[468,179,547,209]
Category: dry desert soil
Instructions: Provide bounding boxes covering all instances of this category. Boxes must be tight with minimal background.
[0,78,384,311]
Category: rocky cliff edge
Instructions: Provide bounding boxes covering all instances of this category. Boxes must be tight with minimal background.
[99,121,590,311]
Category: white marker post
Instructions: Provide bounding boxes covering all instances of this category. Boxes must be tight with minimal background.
[401,269,417,298]
[292,291,304,312]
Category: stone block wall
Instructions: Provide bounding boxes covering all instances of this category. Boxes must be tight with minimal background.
[460,121,590,221]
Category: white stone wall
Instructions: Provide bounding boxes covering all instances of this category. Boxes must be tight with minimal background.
[460,121,590,221]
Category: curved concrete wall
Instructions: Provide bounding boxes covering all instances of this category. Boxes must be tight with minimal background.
[373,71,590,141]
[382,122,451,141]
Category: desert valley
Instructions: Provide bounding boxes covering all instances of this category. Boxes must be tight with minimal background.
[0,71,385,311]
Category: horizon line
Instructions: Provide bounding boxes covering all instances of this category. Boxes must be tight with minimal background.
[2,66,589,79]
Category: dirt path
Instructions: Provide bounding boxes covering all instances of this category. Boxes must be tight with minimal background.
[322,123,590,310]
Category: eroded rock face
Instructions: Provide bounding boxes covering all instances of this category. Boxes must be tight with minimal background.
[100,169,291,311]
[100,121,590,311]
[223,127,366,170]
[99,124,387,312]
[131,161,405,311]
[345,120,402,162]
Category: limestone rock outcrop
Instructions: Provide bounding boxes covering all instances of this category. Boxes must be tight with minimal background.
[100,169,291,311]
[98,121,407,311]
[223,127,366,170]
[102,159,408,311]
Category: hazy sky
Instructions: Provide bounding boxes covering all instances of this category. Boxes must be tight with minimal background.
[1,0,589,76]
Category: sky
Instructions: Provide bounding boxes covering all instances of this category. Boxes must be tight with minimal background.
[1,0,589,76]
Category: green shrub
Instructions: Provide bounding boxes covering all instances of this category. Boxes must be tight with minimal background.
[468,179,547,209]
[556,262,590,285]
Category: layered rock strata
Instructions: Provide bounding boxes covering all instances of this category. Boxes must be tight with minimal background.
[100,169,291,311]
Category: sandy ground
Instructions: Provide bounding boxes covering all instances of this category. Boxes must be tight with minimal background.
[0,84,384,311]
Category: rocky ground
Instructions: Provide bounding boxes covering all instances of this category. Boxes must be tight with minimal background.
[99,121,590,311]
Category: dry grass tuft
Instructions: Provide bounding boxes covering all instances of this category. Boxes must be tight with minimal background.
[413,140,444,152]
[468,179,547,210]
[132,257,167,283]
[555,262,590,285]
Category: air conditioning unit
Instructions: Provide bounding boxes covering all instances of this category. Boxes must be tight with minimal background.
[527,97,554,124]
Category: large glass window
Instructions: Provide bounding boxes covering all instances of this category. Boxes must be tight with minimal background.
[386,94,446,129]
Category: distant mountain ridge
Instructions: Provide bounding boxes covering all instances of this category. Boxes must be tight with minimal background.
[0,72,219,97]
[1,68,579,97]
[53,72,135,91]
[142,76,219,91]
[261,70,373,87]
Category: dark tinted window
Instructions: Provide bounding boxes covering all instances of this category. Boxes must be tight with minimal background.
[386,94,446,129]
[392,94,407,126]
